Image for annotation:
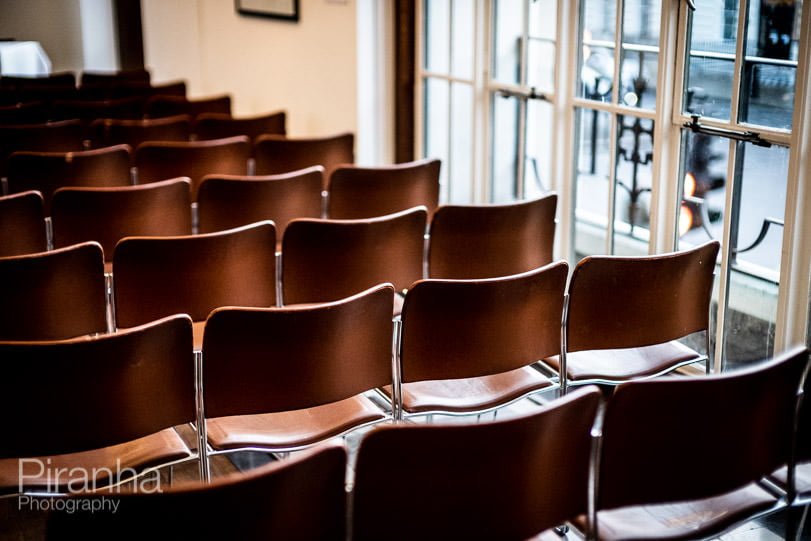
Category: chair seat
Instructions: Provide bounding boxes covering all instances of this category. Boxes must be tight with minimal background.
[206,395,387,451]
[576,482,780,541]
[544,341,702,383]
[383,366,554,415]
[0,427,192,493]
[768,462,811,503]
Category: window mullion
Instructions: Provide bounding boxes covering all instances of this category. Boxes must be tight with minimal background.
[728,0,748,128]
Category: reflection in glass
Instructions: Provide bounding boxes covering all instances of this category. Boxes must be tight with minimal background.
[739,0,801,130]
[678,131,728,246]
[613,115,653,253]
[579,0,616,101]
[525,99,553,200]
[683,3,738,121]
[527,0,556,92]
[424,0,450,74]
[620,0,660,110]
[574,107,611,258]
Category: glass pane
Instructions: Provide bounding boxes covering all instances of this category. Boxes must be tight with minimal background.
[579,0,616,101]
[739,0,801,130]
[678,131,729,246]
[424,78,450,200]
[574,107,612,258]
[493,0,524,85]
[620,0,660,110]
[613,115,653,254]
[449,82,474,203]
[528,0,556,91]
[491,93,520,203]
[425,0,450,73]
[451,0,475,80]
[525,99,554,199]
[683,3,739,121]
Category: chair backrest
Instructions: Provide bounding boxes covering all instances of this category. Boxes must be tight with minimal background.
[565,240,720,353]
[595,346,808,514]
[45,443,347,541]
[194,110,287,142]
[352,385,602,541]
[6,144,133,214]
[51,177,193,261]
[427,193,558,279]
[113,221,277,328]
[253,132,354,190]
[89,114,192,150]
[146,94,231,119]
[0,101,49,124]
[0,72,76,89]
[327,157,441,220]
[281,207,426,305]
[0,119,84,178]
[134,135,250,199]
[80,68,151,86]
[202,284,394,419]
[399,261,568,384]
[50,96,146,122]
[0,314,195,459]
[0,241,107,340]
[0,190,47,257]
[197,167,323,246]
[107,79,187,100]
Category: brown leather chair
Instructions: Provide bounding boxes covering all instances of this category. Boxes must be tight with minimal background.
[194,110,287,142]
[327,157,441,220]
[89,114,192,150]
[0,241,108,341]
[145,93,231,119]
[80,68,151,86]
[106,79,188,101]
[50,96,146,139]
[584,346,808,540]
[200,284,394,474]
[45,443,347,541]
[134,135,250,200]
[253,132,354,190]
[197,166,323,250]
[112,221,277,349]
[542,240,721,394]
[281,207,426,311]
[6,144,133,214]
[0,190,47,257]
[389,261,567,419]
[352,385,602,541]
[0,314,199,494]
[50,177,193,269]
[427,193,558,279]
[0,72,76,89]
[0,119,84,179]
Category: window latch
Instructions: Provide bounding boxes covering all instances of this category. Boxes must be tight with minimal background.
[684,115,772,148]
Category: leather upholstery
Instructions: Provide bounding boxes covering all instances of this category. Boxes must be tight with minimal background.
[254,132,354,190]
[0,190,47,257]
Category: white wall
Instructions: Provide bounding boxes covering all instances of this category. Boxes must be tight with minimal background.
[140,0,359,139]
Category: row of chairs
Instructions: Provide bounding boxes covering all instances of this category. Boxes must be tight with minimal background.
[0,128,344,192]
[0,231,720,420]
[36,346,811,540]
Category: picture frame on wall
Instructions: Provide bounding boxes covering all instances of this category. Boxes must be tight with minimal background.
[235,0,299,22]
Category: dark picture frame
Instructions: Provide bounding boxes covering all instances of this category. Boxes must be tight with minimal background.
[235,0,299,22]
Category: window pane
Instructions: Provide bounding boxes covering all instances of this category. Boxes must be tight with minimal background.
[579,0,616,101]
[574,107,612,258]
[620,0,660,110]
[678,130,729,245]
[528,0,556,92]
[425,0,450,73]
[491,93,520,203]
[424,78,450,199]
[525,99,554,199]
[450,82,474,203]
[683,4,739,121]
[613,115,653,254]
[739,0,801,130]
[493,0,523,85]
[529,0,556,41]
[451,0,475,80]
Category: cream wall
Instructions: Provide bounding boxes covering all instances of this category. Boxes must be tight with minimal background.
[140,0,358,138]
